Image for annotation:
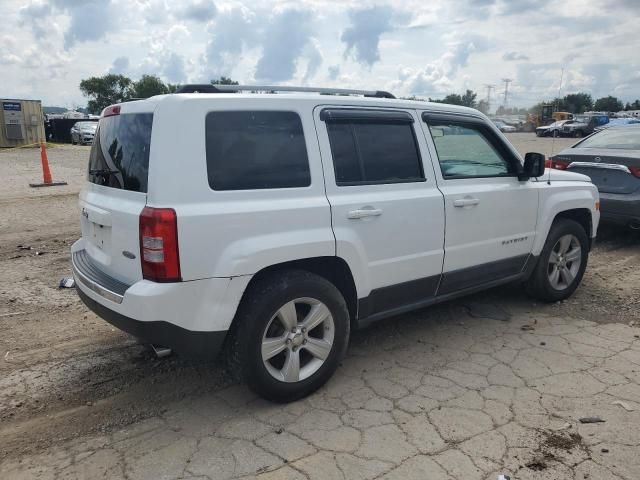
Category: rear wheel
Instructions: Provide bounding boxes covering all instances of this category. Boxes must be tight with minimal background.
[573,130,583,138]
[234,270,350,402]
[526,219,589,302]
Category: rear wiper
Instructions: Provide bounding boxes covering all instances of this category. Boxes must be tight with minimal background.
[89,169,119,176]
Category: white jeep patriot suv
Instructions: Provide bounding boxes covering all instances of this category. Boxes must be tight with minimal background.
[72,85,600,402]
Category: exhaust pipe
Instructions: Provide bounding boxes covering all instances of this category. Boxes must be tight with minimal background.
[151,344,172,358]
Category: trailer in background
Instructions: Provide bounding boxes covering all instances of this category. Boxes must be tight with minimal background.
[0,98,46,148]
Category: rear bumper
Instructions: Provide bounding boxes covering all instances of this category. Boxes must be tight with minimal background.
[71,239,252,358]
[599,192,640,226]
[77,288,226,359]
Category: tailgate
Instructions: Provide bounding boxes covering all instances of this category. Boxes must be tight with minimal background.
[79,185,145,284]
[79,110,154,285]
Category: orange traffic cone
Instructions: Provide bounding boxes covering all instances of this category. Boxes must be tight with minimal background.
[29,142,67,187]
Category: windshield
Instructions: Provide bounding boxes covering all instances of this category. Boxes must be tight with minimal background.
[574,116,589,123]
[577,127,640,150]
[88,113,153,192]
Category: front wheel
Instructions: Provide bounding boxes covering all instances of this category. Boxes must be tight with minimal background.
[234,270,350,402]
[526,219,589,302]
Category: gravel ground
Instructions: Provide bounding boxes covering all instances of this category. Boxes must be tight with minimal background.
[1,138,639,480]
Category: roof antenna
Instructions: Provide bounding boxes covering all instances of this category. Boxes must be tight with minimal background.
[548,67,564,185]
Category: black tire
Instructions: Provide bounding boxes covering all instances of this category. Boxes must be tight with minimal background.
[573,130,583,138]
[552,130,560,138]
[233,270,350,402]
[526,218,589,302]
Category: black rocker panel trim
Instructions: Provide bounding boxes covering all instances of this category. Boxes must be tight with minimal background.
[357,254,534,326]
[437,254,530,295]
[357,274,440,320]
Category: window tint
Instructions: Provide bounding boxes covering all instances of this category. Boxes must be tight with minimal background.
[326,121,424,185]
[428,123,514,178]
[88,113,153,192]
[205,111,310,190]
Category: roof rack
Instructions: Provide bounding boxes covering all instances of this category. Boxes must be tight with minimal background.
[174,84,395,99]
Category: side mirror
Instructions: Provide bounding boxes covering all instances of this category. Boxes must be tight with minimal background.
[520,152,546,180]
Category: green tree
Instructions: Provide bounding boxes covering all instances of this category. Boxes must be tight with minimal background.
[211,76,239,85]
[132,74,169,98]
[624,99,640,110]
[79,74,133,114]
[562,92,593,113]
[460,89,477,108]
[594,96,623,112]
[429,90,478,108]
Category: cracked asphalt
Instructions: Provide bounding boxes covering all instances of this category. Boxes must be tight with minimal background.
[1,139,640,480]
[3,308,640,480]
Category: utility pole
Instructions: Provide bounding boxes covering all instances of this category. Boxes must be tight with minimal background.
[501,78,513,108]
[484,84,495,113]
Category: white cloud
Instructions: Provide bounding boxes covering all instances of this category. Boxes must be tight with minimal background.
[1,0,638,108]
[109,56,130,74]
[175,0,217,23]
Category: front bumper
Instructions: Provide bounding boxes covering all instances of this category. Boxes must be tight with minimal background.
[599,191,640,226]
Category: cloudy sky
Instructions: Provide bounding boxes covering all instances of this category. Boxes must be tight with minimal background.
[2,0,639,110]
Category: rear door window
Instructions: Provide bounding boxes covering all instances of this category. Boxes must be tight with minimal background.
[323,111,424,186]
[205,111,310,190]
[88,113,153,193]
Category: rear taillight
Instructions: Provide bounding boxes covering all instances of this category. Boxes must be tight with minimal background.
[139,207,181,282]
[551,159,570,170]
[544,159,552,169]
[630,166,640,178]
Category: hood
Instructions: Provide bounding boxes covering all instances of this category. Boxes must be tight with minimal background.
[544,168,591,182]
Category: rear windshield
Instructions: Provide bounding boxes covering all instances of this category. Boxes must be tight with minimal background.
[88,113,153,192]
[577,127,640,150]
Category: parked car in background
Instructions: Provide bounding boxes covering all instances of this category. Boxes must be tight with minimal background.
[72,85,599,401]
[561,114,609,138]
[536,120,575,137]
[492,119,517,133]
[70,121,98,145]
[550,125,640,229]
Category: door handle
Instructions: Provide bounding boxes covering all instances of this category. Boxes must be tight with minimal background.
[347,207,383,219]
[453,197,480,208]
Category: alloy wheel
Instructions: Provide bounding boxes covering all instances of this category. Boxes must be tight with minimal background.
[547,234,582,290]
[261,297,335,383]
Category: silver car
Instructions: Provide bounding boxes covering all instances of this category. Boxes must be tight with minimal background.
[70,121,98,145]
